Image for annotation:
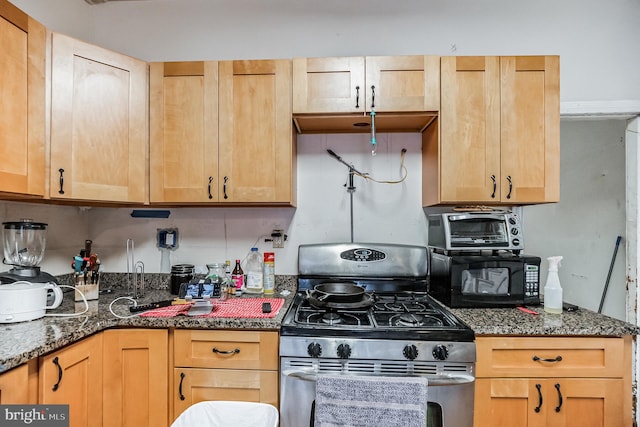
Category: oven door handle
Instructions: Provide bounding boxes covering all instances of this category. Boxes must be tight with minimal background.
[284,370,475,386]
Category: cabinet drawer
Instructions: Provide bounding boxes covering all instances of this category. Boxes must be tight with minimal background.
[476,337,625,378]
[174,330,278,369]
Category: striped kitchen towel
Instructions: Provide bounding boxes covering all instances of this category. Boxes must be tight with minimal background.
[314,374,428,427]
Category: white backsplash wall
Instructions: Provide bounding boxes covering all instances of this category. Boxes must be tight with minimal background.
[523,119,627,320]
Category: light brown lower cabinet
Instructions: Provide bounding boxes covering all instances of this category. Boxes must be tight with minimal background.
[102,329,169,427]
[39,333,103,427]
[0,359,38,403]
[474,336,632,427]
[171,330,279,424]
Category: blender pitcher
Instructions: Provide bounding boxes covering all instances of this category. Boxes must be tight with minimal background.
[3,219,48,267]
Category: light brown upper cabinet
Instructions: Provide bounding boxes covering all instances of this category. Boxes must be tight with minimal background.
[0,0,45,198]
[218,59,296,205]
[49,33,148,203]
[149,61,219,203]
[423,56,560,206]
[292,56,440,133]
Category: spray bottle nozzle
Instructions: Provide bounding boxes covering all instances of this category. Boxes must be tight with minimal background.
[547,256,563,271]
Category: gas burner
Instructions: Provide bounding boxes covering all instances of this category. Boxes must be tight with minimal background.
[390,313,444,327]
[322,312,342,324]
[381,301,429,312]
[304,310,367,326]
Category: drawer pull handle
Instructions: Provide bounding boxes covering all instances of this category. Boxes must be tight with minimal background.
[532,355,563,363]
[212,347,240,355]
[52,356,63,391]
[534,383,543,413]
[554,383,563,412]
[178,372,185,400]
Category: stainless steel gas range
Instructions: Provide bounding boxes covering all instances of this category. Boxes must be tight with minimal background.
[279,243,476,427]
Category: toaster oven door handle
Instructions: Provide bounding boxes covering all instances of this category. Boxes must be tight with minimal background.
[284,370,475,386]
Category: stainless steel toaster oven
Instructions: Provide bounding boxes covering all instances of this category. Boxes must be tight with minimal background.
[427,212,524,253]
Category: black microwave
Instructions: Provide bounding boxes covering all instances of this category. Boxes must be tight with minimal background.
[429,251,541,308]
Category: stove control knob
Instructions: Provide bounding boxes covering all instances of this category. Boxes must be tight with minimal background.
[403,344,419,361]
[432,344,449,361]
[337,343,351,359]
[307,342,322,358]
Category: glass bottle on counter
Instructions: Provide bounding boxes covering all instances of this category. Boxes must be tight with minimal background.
[232,259,244,296]
[245,247,264,294]
[206,263,227,300]
[225,260,234,295]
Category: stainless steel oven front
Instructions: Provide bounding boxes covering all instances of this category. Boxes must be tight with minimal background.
[279,337,475,427]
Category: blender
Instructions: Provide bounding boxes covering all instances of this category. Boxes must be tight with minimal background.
[0,219,58,284]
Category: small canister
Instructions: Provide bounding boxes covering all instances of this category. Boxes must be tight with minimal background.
[170,264,194,295]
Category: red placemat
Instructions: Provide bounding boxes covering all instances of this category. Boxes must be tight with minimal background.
[139,298,284,318]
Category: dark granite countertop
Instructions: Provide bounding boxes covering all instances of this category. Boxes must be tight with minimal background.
[451,305,640,337]
[1,274,638,374]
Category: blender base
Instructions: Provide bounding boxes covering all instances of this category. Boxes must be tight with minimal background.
[0,268,59,285]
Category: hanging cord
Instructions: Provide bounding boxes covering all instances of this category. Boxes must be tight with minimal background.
[352,148,408,184]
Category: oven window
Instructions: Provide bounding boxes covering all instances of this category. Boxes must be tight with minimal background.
[448,218,509,246]
[461,268,509,295]
[427,402,443,427]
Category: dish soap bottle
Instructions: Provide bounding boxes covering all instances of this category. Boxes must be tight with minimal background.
[245,247,264,294]
[544,256,563,314]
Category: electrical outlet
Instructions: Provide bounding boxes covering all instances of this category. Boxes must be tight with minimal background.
[271,229,285,248]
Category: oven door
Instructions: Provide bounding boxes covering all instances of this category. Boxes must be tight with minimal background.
[280,358,475,427]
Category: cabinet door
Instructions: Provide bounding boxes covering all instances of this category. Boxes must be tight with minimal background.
[172,368,278,420]
[500,56,560,203]
[0,1,45,197]
[293,56,364,114]
[475,378,624,427]
[103,329,168,427]
[551,379,624,427]
[0,360,38,404]
[365,55,440,112]
[149,61,219,203]
[218,59,294,204]
[475,378,547,427]
[50,33,147,203]
[39,334,103,427]
[439,56,501,203]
